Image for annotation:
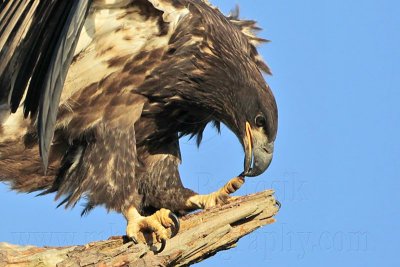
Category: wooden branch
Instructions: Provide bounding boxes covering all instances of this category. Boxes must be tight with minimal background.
[0,190,279,267]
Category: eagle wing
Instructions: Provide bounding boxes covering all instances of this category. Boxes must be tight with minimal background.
[0,0,189,209]
[0,0,91,168]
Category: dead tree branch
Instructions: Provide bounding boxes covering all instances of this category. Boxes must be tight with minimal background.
[0,190,279,266]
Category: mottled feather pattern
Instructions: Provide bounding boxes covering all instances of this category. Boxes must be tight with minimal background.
[53,125,139,211]
[0,0,277,215]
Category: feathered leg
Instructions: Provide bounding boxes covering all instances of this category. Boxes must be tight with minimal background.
[122,177,243,253]
[132,138,245,251]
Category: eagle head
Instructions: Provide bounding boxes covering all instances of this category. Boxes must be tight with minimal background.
[201,54,278,178]
[235,77,277,177]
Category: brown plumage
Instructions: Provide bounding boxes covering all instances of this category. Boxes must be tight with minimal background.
[0,0,278,247]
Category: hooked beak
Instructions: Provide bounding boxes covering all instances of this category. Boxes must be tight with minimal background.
[242,122,274,177]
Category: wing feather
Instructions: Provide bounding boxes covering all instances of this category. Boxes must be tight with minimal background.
[0,0,91,169]
[38,0,91,169]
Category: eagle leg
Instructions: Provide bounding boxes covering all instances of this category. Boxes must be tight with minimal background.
[185,176,245,209]
[123,207,180,253]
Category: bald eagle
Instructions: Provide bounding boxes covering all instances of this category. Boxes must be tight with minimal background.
[0,0,277,251]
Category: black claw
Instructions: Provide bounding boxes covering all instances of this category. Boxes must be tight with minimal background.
[129,236,139,245]
[155,238,167,253]
[123,235,138,244]
[275,200,282,210]
[169,212,180,237]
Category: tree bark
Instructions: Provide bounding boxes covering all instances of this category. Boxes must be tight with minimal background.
[0,190,279,266]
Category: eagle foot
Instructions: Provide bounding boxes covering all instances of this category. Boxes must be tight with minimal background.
[124,207,180,253]
[187,176,245,209]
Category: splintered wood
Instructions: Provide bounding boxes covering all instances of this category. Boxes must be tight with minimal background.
[0,190,279,267]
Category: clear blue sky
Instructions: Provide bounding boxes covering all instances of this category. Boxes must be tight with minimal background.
[1,0,399,266]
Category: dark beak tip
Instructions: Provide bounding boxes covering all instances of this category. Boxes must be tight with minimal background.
[244,151,273,177]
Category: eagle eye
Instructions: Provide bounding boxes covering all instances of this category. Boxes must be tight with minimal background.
[255,115,266,127]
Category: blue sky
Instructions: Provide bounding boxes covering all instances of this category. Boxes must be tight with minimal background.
[1,0,399,266]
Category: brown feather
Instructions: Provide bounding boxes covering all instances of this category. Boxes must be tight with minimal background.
[0,0,277,215]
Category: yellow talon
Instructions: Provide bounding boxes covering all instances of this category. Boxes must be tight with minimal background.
[186,176,245,209]
[123,207,180,252]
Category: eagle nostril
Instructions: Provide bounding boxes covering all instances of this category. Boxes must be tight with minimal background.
[263,147,273,154]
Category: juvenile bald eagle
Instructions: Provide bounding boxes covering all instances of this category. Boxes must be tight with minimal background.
[0,0,277,251]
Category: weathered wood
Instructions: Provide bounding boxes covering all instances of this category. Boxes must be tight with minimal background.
[0,190,279,266]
